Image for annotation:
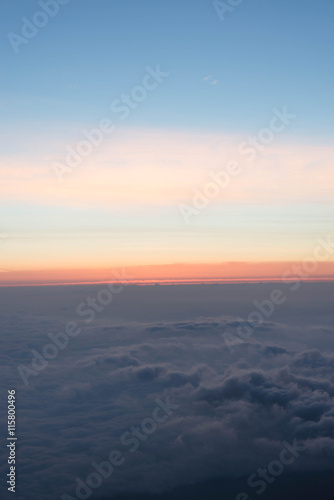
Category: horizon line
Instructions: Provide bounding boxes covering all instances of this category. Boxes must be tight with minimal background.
[1,277,334,288]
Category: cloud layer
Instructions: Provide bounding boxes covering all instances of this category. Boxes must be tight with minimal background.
[0,283,334,500]
[1,129,333,208]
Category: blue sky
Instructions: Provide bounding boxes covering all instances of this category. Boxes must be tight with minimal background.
[1,0,334,281]
[1,0,334,135]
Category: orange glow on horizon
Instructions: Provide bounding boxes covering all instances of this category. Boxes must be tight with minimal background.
[1,261,334,286]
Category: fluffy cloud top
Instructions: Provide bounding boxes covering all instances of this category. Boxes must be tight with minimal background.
[0,283,334,500]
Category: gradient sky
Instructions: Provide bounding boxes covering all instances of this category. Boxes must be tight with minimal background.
[1,0,334,283]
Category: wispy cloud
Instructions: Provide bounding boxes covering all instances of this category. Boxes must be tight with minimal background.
[0,129,333,208]
[203,75,218,84]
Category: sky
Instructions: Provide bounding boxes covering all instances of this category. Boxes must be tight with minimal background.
[1,0,334,283]
[1,5,334,496]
